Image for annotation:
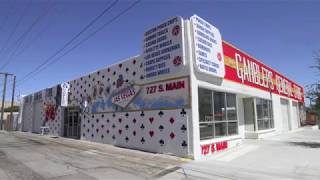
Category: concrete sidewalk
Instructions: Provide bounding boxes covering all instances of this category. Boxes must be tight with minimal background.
[162,127,320,180]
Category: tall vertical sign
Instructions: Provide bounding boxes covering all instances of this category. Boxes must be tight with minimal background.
[61,82,69,107]
[191,15,225,78]
[143,16,185,80]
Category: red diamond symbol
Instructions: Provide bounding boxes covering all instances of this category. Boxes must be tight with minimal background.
[170,132,175,139]
[133,131,136,136]
[169,117,175,124]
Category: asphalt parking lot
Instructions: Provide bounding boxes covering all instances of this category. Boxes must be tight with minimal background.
[0,131,185,180]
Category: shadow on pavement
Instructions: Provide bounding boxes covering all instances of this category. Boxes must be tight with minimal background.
[289,141,320,148]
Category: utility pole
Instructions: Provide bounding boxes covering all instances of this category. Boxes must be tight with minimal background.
[0,72,14,130]
[9,76,16,131]
[0,73,8,130]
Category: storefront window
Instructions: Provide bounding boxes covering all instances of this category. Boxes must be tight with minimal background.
[198,88,238,140]
[256,98,274,130]
[198,88,214,139]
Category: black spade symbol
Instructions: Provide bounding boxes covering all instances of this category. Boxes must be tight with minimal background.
[180,108,187,116]
[91,124,94,128]
[182,140,187,148]
[96,128,99,133]
[87,129,89,133]
[158,111,164,117]
[125,137,129,142]
[181,125,187,132]
[125,124,129,130]
[159,139,164,146]
[101,135,104,139]
[101,114,104,118]
[140,75,144,80]
[112,124,116,129]
[96,119,99,123]
[82,133,85,137]
[112,113,116,117]
[101,124,104,128]
[140,124,145,130]
[159,125,164,132]
[141,137,145,144]
[107,119,110,123]
[91,134,94,138]
[140,111,145,117]
[125,113,129,117]
[112,135,115,140]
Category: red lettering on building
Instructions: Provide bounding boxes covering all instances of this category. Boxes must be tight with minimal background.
[201,141,228,156]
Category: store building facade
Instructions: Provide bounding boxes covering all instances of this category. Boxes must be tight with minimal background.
[20,15,304,160]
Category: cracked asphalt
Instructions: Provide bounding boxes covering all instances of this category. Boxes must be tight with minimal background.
[0,131,185,180]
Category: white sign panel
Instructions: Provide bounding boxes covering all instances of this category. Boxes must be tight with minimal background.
[143,16,185,80]
[61,82,69,107]
[191,15,225,77]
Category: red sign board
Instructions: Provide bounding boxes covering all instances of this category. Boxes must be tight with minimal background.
[223,41,304,103]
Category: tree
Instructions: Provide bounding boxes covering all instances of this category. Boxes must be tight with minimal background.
[306,51,320,111]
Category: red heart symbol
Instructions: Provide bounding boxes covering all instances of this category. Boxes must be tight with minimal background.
[118,118,122,123]
[133,119,136,124]
[149,117,154,124]
[149,131,154,137]
[133,131,136,136]
[118,129,122,134]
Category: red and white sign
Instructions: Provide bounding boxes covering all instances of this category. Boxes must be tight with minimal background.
[201,141,228,156]
[223,42,304,103]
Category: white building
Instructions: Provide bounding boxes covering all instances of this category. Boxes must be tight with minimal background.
[20,15,304,160]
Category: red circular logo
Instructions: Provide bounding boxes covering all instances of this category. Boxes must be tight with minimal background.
[217,52,222,61]
[173,56,182,66]
[172,25,180,36]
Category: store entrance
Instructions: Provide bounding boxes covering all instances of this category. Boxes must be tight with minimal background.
[243,98,256,132]
[64,107,81,139]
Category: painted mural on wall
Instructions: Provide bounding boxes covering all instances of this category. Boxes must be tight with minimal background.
[90,77,190,113]
[21,86,63,136]
[68,55,191,157]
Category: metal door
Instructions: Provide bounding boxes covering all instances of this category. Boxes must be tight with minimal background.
[64,107,81,139]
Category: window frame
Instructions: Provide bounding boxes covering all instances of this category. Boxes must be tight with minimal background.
[255,98,274,131]
[198,87,239,140]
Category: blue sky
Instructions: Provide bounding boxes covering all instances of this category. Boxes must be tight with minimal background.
[0,0,319,102]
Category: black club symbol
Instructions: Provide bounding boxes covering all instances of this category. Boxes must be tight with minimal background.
[181,125,187,132]
[181,140,187,148]
[180,109,187,116]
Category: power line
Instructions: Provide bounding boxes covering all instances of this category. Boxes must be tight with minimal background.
[16,0,121,85]
[0,0,53,71]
